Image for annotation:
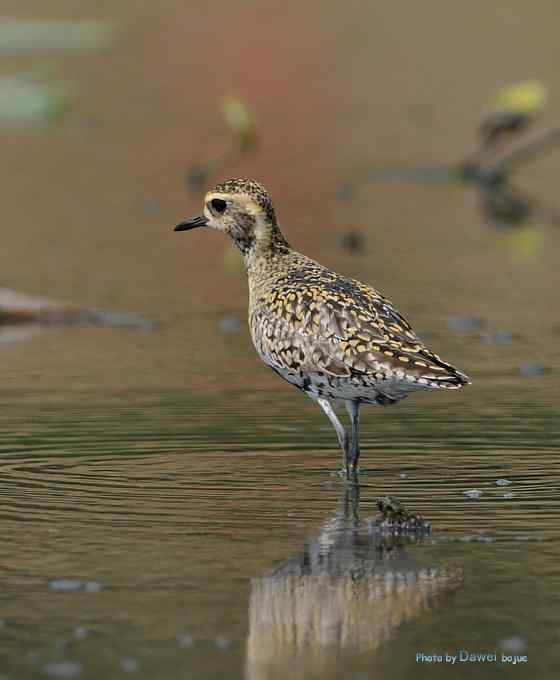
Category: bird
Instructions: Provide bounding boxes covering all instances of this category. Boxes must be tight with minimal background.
[174,178,470,479]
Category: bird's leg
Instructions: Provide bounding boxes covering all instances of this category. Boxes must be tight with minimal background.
[345,400,361,475]
[316,397,350,475]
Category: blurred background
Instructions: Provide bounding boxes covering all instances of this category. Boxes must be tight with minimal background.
[2,0,560,393]
[0,1,559,679]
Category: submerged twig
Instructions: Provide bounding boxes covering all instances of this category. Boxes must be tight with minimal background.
[342,81,560,235]
[492,126,560,173]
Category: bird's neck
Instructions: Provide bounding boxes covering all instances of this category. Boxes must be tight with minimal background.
[242,221,291,272]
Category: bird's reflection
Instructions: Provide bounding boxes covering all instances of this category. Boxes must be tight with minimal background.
[246,486,462,680]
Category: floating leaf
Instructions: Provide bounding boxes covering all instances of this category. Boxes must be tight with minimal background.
[0,76,68,125]
[222,95,256,150]
[492,80,547,115]
[0,20,115,54]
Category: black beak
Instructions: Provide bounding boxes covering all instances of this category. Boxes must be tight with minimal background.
[174,215,208,231]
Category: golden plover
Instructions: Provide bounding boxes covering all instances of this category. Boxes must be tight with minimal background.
[175,179,470,478]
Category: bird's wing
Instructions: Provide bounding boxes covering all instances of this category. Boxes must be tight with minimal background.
[251,270,469,388]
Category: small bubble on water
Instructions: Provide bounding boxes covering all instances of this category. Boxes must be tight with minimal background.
[399,471,408,479]
[49,579,81,592]
[83,582,103,593]
[218,316,241,333]
[463,489,483,499]
[480,330,513,344]
[519,363,549,377]
[448,316,485,332]
[458,534,494,543]
[459,535,477,543]
[72,626,89,640]
[477,535,496,543]
[502,491,515,499]
[500,636,527,654]
[121,657,140,673]
[48,579,103,593]
[214,636,232,651]
[41,660,82,677]
[27,650,42,664]
[429,536,451,544]
[496,478,512,486]
[177,632,194,648]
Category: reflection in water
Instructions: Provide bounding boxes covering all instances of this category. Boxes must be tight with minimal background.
[0,390,558,678]
[246,486,462,680]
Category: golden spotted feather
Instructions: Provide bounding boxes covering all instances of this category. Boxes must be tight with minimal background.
[249,253,469,404]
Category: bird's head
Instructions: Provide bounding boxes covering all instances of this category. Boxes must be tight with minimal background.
[174,178,289,257]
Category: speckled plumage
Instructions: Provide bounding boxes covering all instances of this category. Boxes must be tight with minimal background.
[248,256,469,404]
[175,178,470,477]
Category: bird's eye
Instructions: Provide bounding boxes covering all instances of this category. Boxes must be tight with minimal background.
[211,198,227,214]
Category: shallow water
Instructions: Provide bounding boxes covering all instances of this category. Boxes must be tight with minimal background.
[0,385,558,679]
[2,0,560,678]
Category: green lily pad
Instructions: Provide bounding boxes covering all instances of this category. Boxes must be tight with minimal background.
[0,76,68,125]
[0,20,115,54]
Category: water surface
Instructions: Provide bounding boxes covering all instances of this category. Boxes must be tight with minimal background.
[0,384,558,679]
